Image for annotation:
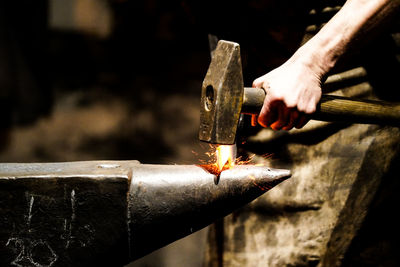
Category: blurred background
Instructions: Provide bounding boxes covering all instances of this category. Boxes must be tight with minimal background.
[0,1,215,266]
[0,1,346,266]
[0,0,316,162]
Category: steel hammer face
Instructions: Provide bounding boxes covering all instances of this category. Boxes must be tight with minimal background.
[199,40,244,145]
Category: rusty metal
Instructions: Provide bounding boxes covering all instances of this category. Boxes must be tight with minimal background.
[0,161,290,266]
[199,40,244,145]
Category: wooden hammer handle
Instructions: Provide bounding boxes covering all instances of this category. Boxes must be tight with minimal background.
[242,87,400,126]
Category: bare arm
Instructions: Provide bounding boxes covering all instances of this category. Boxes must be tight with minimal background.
[253,0,400,130]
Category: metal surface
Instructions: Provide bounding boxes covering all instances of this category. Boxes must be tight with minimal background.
[199,40,244,145]
[0,161,290,266]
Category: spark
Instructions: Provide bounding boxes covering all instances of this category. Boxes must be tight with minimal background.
[195,142,274,179]
[216,144,236,171]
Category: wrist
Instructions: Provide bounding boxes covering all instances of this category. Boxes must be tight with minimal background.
[287,40,336,82]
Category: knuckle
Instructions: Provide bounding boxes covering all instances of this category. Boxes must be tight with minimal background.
[284,98,297,108]
[269,91,283,101]
[253,75,268,88]
[297,104,307,113]
[305,106,316,114]
[252,77,263,88]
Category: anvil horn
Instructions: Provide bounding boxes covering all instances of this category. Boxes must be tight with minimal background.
[0,161,290,266]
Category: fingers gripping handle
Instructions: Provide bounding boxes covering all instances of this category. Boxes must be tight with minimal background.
[242,87,400,126]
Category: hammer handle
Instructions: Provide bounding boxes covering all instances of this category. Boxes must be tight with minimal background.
[242,87,400,126]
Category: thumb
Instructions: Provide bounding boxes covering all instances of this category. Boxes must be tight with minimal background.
[252,76,265,88]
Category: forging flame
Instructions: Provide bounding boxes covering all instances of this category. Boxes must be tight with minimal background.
[216,144,236,171]
[195,143,272,178]
[193,144,271,184]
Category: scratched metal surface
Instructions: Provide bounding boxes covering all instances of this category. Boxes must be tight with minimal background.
[0,160,140,178]
[0,162,130,267]
[0,162,290,266]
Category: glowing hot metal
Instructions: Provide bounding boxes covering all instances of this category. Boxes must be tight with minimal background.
[216,144,237,171]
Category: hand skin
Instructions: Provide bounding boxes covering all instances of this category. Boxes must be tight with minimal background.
[253,0,400,130]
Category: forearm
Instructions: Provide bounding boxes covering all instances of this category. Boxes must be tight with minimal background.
[290,0,400,79]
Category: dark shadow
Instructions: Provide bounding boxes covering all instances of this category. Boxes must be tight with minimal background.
[341,151,400,266]
[243,122,351,155]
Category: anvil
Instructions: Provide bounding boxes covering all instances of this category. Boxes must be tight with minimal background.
[0,160,290,266]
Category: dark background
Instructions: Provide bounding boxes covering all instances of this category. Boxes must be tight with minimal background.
[0,0,324,164]
[0,1,305,265]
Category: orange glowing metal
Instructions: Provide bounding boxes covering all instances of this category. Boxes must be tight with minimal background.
[196,143,272,181]
[216,144,236,171]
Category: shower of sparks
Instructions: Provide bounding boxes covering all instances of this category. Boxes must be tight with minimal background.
[195,143,273,180]
[216,144,236,172]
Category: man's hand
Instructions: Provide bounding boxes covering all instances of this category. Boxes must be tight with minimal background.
[252,59,323,130]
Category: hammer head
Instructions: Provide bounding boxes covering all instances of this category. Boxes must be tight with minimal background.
[199,40,244,145]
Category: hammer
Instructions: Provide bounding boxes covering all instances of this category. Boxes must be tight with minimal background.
[199,40,400,145]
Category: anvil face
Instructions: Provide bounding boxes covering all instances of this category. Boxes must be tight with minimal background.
[199,40,244,145]
[0,161,290,265]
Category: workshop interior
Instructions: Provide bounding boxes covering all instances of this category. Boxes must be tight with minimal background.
[1,1,400,266]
